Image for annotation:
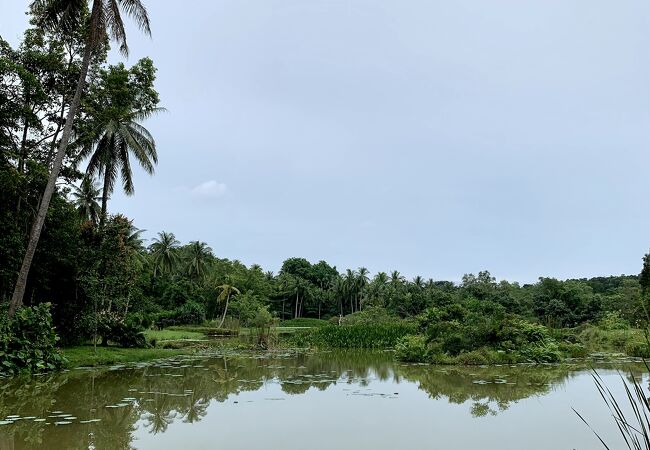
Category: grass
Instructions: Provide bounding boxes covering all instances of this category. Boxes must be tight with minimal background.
[144,329,205,342]
[62,346,191,368]
[573,325,646,355]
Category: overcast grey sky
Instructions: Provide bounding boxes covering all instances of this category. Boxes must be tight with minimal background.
[2,0,650,282]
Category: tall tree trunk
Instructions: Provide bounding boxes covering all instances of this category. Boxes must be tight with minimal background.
[17,114,29,174]
[9,39,94,317]
[99,163,111,228]
[294,292,299,319]
[46,97,66,169]
[218,293,230,328]
[16,109,30,213]
[124,292,131,318]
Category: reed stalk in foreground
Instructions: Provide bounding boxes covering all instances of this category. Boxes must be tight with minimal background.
[574,363,650,450]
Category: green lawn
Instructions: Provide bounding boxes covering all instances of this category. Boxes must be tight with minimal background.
[62,346,191,368]
[144,329,206,342]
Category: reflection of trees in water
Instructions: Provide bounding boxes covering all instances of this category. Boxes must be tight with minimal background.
[396,365,574,417]
[142,393,177,434]
[0,353,647,449]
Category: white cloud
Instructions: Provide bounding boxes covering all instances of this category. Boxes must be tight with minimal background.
[190,180,227,199]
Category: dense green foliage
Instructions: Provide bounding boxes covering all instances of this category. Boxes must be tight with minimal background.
[1,3,649,374]
[0,303,65,375]
[292,324,416,349]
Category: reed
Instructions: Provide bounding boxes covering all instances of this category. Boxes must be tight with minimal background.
[574,363,650,450]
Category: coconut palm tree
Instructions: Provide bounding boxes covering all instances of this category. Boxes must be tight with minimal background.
[81,106,160,228]
[344,269,357,314]
[412,275,425,289]
[149,231,179,277]
[185,241,213,281]
[11,0,152,316]
[216,282,240,328]
[125,224,145,251]
[332,277,346,318]
[357,267,370,311]
[125,223,146,270]
[390,270,405,286]
[71,177,102,224]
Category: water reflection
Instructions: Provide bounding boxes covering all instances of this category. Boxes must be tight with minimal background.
[0,351,647,450]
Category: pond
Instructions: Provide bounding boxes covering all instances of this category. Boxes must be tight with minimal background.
[0,350,647,450]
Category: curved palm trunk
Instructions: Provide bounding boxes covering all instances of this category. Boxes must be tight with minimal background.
[99,163,111,228]
[218,293,230,329]
[9,37,95,317]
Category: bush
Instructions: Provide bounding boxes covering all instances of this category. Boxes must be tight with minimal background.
[598,311,630,331]
[519,341,563,363]
[0,304,66,375]
[228,293,264,327]
[96,311,147,348]
[328,316,342,326]
[395,335,429,362]
[626,341,650,358]
[558,341,588,358]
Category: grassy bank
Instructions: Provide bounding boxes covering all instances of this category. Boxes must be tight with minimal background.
[166,326,239,336]
[62,327,239,368]
[569,325,650,357]
[144,329,205,341]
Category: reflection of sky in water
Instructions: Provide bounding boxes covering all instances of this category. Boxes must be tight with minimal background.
[0,351,647,450]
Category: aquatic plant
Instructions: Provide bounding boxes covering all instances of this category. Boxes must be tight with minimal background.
[294,324,416,349]
[574,365,650,450]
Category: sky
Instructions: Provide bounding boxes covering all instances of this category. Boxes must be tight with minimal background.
[2,0,650,283]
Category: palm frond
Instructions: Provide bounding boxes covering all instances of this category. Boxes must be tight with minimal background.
[106,0,129,56]
[119,0,151,36]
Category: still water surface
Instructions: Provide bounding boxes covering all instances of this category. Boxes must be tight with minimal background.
[0,350,647,450]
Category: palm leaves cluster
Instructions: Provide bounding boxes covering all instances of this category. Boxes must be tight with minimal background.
[80,106,160,226]
[148,232,213,281]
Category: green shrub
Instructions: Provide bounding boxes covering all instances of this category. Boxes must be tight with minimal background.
[96,312,147,348]
[453,348,491,365]
[519,341,563,363]
[328,316,342,326]
[228,292,265,327]
[454,348,521,365]
[558,341,588,358]
[598,311,630,331]
[0,304,66,375]
[395,335,429,362]
[626,341,650,358]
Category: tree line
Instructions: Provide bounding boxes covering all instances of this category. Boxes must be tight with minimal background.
[1,1,648,354]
